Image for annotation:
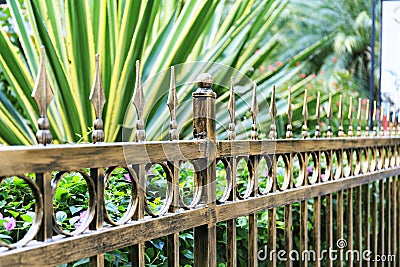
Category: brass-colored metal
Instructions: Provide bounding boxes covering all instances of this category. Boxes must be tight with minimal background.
[89,54,106,143]
[286,87,293,139]
[228,77,236,141]
[338,95,345,137]
[32,47,53,145]
[356,98,362,137]
[373,101,377,136]
[385,103,390,136]
[269,85,277,139]
[365,99,370,137]
[380,105,384,136]
[133,60,146,142]
[301,89,308,138]
[327,94,333,138]
[348,96,353,137]
[251,81,258,140]
[391,108,396,136]
[315,91,321,138]
[167,66,179,141]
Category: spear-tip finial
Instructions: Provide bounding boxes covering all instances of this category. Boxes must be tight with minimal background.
[286,86,293,139]
[251,80,258,140]
[301,89,308,138]
[347,96,353,137]
[89,54,106,143]
[327,93,333,138]
[167,66,179,140]
[133,60,146,142]
[365,99,370,136]
[338,95,345,137]
[356,98,362,137]
[228,77,236,140]
[269,85,277,139]
[32,46,53,145]
[315,91,321,138]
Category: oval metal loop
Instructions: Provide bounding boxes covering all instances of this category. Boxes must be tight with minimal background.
[236,156,254,200]
[143,162,173,217]
[103,166,138,226]
[51,171,96,236]
[216,158,232,204]
[0,175,43,249]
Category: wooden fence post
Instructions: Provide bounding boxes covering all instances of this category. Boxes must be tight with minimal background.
[192,73,217,267]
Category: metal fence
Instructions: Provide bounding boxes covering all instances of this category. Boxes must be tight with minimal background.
[1,53,400,267]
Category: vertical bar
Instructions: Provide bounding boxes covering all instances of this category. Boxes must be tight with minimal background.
[248,81,259,267]
[167,66,180,267]
[89,168,105,267]
[89,55,106,267]
[285,88,293,267]
[36,172,53,241]
[363,183,371,267]
[387,177,392,258]
[193,73,217,267]
[355,185,362,267]
[347,187,354,266]
[313,93,321,267]
[391,176,397,266]
[167,160,180,267]
[337,190,344,267]
[226,77,237,267]
[268,160,277,267]
[131,165,146,267]
[131,60,146,266]
[226,157,237,267]
[326,193,334,267]
[379,179,385,261]
[372,181,378,267]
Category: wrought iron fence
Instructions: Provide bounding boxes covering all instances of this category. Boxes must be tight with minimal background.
[1,50,400,266]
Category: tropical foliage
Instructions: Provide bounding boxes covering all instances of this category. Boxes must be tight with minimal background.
[0,0,372,145]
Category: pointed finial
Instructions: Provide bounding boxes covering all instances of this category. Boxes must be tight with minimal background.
[133,60,146,142]
[379,105,384,136]
[89,54,106,143]
[251,81,259,140]
[327,93,333,138]
[365,99,370,137]
[315,91,321,138]
[227,77,236,140]
[347,96,353,137]
[372,101,377,136]
[167,66,179,141]
[301,89,308,138]
[392,108,397,136]
[356,98,362,137]
[269,85,277,139]
[338,95,345,137]
[385,103,390,136]
[286,87,293,139]
[32,46,53,145]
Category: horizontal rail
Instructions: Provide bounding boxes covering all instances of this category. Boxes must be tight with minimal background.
[0,137,398,177]
[1,167,399,266]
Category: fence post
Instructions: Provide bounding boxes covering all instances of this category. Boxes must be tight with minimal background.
[192,73,217,267]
